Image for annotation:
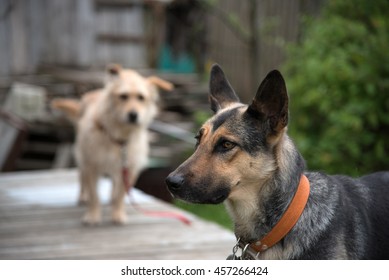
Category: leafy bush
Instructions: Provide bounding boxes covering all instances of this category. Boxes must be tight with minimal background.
[284,0,389,176]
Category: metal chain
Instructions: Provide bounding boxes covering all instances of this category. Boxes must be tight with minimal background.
[226,238,241,260]
[227,237,262,260]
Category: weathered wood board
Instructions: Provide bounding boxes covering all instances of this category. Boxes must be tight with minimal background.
[0,169,235,259]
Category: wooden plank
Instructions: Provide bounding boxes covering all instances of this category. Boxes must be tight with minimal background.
[74,0,95,67]
[0,1,12,75]
[95,8,112,66]
[0,110,28,171]
[96,34,147,44]
[26,0,46,73]
[46,0,76,65]
[149,120,195,145]
[44,0,60,65]
[42,67,104,86]
[10,0,28,74]
[95,0,144,9]
[94,6,147,68]
[0,120,18,169]
[0,169,235,259]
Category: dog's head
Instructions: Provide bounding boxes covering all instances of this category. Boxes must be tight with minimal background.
[103,64,173,127]
[166,64,288,204]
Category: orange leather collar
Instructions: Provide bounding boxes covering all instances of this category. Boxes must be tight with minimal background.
[244,174,310,255]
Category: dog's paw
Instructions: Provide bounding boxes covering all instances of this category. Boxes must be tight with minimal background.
[78,198,88,206]
[112,210,128,225]
[78,192,89,205]
[82,211,101,226]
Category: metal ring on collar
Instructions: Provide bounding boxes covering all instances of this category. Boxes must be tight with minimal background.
[241,243,250,259]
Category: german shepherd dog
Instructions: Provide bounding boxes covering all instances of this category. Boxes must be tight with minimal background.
[166,64,389,259]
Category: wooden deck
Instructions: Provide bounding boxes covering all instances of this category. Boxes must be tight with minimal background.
[0,169,235,260]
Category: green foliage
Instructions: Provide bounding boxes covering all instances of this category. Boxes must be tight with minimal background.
[175,200,233,230]
[193,110,212,127]
[284,0,389,176]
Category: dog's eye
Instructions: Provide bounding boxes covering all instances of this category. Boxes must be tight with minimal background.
[119,94,128,101]
[214,139,236,153]
[221,140,236,151]
[137,94,145,102]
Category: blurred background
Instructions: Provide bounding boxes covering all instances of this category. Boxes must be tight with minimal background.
[1,0,388,229]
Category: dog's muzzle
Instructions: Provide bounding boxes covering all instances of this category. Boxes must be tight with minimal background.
[165,173,230,204]
[127,111,138,124]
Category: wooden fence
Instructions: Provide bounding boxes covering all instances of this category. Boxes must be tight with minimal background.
[0,0,324,101]
[0,0,164,76]
[206,0,324,101]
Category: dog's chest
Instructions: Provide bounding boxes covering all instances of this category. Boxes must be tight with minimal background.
[102,145,124,170]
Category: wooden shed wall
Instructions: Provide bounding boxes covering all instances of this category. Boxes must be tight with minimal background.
[0,0,149,76]
[1,0,324,93]
[0,0,46,75]
[206,0,324,102]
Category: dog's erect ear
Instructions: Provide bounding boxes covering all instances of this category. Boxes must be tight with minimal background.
[247,70,288,133]
[209,64,240,113]
[106,64,122,78]
[147,76,174,91]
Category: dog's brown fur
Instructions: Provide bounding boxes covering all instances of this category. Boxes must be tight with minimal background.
[52,64,173,225]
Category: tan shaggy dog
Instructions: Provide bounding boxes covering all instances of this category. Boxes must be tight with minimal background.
[51,64,173,225]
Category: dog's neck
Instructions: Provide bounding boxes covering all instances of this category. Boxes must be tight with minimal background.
[225,134,306,243]
[94,118,139,146]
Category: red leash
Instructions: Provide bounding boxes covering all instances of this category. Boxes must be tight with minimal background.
[122,167,192,226]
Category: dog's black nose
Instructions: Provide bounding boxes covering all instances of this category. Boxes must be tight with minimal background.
[128,111,138,123]
[165,174,184,191]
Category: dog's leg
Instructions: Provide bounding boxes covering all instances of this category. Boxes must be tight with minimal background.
[110,181,118,205]
[111,174,129,225]
[81,169,101,225]
[78,171,89,205]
